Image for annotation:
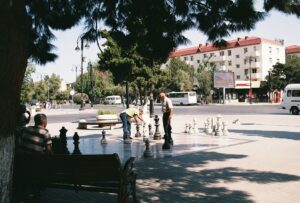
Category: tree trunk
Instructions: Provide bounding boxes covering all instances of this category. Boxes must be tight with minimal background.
[0,1,30,202]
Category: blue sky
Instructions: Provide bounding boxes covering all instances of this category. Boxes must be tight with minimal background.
[34,9,300,83]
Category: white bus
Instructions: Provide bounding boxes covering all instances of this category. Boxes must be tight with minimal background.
[105,95,122,104]
[281,84,300,115]
[167,91,197,105]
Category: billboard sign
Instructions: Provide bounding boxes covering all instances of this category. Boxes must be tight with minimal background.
[213,71,235,88]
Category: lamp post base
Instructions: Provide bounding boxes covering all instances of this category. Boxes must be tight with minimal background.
[79,100,85,110]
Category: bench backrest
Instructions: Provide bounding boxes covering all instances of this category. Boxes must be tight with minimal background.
[16,152,123,185]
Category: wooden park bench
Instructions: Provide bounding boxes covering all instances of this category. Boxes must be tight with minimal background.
[78,119,122,130]
[15,152,137,203]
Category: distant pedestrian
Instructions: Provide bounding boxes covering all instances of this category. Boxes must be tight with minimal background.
[16,104,31,128]
[19,113,52,154]
[159,92,174,143]
[120,108,145,140]
[15,104,31,145]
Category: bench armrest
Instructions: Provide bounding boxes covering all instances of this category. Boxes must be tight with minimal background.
[123,157,135,176]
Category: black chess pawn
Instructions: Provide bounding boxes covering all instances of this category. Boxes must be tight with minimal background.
[72,132,81,155]
[59,126,69,154]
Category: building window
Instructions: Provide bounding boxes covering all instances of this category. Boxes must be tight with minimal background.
[277,48,279,54]
[236,54,240,58]
[252,68,257,74]
[236,64,240,68]
[277,58,280,63]
[210,53,214,57]
[220,61,225,66]
[220,51,224,56]
[269,46,272,53]
[244,59,247,65]
[244,69,248,75]
[269,58,272,63]
[190,56,193,61]
[204,54,207,58]
[184,57,187,61]
[244,48,248,53]
[228,50,232,56]
[236,75,240,79]
[228,61,232,66]
[197,60,200,64]
[253,46,256,51]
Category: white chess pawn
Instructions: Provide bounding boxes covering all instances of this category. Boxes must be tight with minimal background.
[222,121,229,136]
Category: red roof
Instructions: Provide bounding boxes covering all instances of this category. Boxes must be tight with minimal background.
[170,36,283,57]
[169,46,199,57]
[286,45,300,54]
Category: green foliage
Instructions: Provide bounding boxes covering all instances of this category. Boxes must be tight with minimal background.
[159,58,194,92]
[20,63,35,103]
[74,64,116,99]
[97,109,117,115]
[262,55,300,91]
[73,93,89,104]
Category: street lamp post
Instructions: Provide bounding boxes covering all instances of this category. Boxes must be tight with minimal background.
[88,62,94,108]
[248,57,253,104]
[75,37,89,110]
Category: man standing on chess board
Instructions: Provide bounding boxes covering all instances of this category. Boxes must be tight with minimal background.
[159,92,174,144]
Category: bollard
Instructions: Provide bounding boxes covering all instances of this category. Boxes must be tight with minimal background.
[72,132,81,155]
[101,130,107,144]
[143,139,153,157]
[153,115,161,140]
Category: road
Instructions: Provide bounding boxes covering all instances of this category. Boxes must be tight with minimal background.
[45,104,286,124]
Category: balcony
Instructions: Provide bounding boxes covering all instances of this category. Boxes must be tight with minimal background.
[211,55,227,62]
[244,62,260,68]
[245,50,260,57]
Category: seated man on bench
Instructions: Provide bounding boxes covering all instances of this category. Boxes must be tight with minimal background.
[19,113,52,154]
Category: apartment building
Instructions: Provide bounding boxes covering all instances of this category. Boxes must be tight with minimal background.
[286,45,300,57]
[170,36,285,88]
[168,36,285,101]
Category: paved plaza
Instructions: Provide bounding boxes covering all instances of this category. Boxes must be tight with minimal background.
[29,106,300,203]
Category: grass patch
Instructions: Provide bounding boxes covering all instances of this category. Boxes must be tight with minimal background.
[97,109,117,115]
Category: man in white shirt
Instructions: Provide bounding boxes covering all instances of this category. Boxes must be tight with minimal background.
[159,92,174,144]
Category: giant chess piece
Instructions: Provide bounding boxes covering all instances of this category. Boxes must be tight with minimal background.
[59,126,69,154]
[206,118,213,135]
[142,122,147,141]
[204,121,208,134]
[148,123,154,139]
[72,132,81,155]
[101,130,107,144]
[135,123,142,138]
[153,115,161,140]
[215,115,222,136]
[188,123,192,134]
[184,123,188,133]
[162,132,171,150]
[143,138,153,157]
[193,118,198,134]
[222,121,229,136]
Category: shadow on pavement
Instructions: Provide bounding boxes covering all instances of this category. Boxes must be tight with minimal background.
[135,151,300,203]
[230,129,300,140]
